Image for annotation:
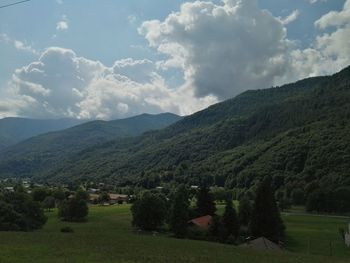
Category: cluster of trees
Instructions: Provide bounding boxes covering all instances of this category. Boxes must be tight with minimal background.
[131,177,285,244]
[0,186,47,231]
[306,187,350,213]
[58,188,89,222]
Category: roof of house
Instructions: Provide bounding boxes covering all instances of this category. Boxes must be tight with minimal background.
[89,194,99,200]
[188,215,213,228]
[109,194,128,200]
[240,237,283,252]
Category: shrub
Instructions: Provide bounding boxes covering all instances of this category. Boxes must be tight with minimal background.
[60,226,74,233]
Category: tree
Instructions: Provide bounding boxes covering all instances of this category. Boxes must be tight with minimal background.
[0,201,22,231]
[42,196,56,211]
[306,189,327,212]
[220,199,239,241]
[131,191,167,231]
[32,187,50,202]
[0,191,47,231]
[52,188,66,202]
[196,185,216,216]
[76,188,89,201]
[98,192,111,203]
[238,196,252,226]
[169,185,190,238]
[291,188,305,205]
[58,197,89,222]
[250,177,285,242]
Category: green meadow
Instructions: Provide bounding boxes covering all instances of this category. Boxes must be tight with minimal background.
[0,205,349,263]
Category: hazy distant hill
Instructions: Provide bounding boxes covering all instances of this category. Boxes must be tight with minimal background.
[0,118,85,150]
[0,66,349,196]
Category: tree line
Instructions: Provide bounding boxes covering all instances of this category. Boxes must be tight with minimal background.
[131,176,285,244]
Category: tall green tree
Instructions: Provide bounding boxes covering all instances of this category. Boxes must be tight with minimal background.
[238,196,252,226]
[196,185,216,216]
[58,197,88,222]
[169,185,190,238]
[250,177,285,242]
[131,191,167,231]
[220,199,239,241]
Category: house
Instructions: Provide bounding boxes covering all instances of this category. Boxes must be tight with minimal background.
[345,224,350,247]
[89,194,100,203]
[188,215,213,229]
[240,237,283,252]
[109,194,129,204]
[4,187,14,192]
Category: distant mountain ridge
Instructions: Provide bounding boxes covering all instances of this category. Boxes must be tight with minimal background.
[0,118,86,150]
[0,113,182,178]
[0,66,349,196]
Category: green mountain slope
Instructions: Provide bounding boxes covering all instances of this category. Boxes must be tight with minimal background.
[0,118,85,150]
[0,66,349,194]
[0,113,181,178]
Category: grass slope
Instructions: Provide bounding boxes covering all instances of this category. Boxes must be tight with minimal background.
[0,205,349,263]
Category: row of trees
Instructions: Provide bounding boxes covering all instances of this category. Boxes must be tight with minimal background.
[30,186,89,222]
[131,177,285,243]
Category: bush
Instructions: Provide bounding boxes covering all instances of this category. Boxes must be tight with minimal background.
[60,226,74,233]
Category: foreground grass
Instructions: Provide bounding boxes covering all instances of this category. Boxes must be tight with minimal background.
[0,205,349,263]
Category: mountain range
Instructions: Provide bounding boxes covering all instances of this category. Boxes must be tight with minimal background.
[0,118,86,151]
[0,66,349,196]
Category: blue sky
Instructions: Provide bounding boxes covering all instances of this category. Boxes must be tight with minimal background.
[0,0,349,119]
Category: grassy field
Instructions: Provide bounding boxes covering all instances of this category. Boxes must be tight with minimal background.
[0,205,349,263]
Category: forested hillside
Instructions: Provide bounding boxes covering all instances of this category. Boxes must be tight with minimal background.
[0,113,181,178]
[0,66,349,201]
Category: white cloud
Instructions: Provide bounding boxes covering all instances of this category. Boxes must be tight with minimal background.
[315,0,350,29]
[0,33,38,55]
[56,15,69,32]
[308,0,328,4]
[279,10,300,25]
[2,0,350,120]
[287,0,350,78]
[139,0,293,99]
[2,47,215,119]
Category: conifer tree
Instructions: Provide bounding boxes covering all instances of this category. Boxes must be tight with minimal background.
[196,185,216,216]
[169,185,190,238]
[250,177,285,242]
[220,199,239,241]
[238,196,252,226]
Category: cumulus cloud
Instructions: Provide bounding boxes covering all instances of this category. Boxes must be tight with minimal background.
[315,0,350,29]
[3,47,215,119]
[139,0,293,99]
[2,0,350,120]
[287,0,350,78]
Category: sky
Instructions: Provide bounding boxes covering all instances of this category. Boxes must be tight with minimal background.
[0,0,349,120]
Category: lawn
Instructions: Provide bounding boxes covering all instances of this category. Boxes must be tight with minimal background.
[0,205,349,263]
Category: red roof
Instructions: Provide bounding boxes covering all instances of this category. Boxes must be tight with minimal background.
[189,215,213,228]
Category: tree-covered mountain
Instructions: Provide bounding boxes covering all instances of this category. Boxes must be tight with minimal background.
[0,66,349,200]
[0,113,181,178]
[0,118,86,150]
